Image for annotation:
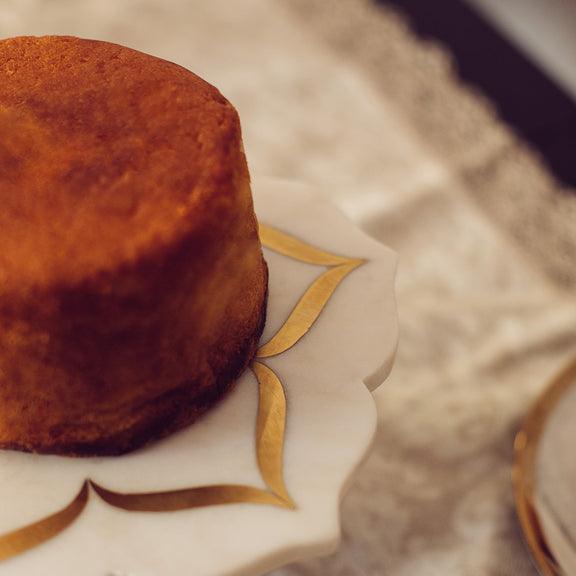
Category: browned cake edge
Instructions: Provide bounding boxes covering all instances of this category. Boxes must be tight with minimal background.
[0,261,268,457]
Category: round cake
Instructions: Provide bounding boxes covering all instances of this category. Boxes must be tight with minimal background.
[0,36,267,456]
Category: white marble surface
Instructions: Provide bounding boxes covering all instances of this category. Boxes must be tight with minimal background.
[0,180,397,576]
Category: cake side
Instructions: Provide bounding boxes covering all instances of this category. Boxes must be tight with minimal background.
[0,171,268,455]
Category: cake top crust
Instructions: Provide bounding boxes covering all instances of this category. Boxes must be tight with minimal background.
[0,36,242,293]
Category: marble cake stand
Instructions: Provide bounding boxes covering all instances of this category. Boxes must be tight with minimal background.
[0,178,398,576]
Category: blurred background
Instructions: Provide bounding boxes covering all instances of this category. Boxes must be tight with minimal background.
[2,0,576,574]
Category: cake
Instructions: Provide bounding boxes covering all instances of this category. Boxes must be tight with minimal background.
[0,36,267,456]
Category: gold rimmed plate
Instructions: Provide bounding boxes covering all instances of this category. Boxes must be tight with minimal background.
[514,354,576,576]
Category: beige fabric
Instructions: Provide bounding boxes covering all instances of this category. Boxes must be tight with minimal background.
[1,0,575,574]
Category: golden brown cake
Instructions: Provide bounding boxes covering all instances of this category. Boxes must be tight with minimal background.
[0,36,267,456]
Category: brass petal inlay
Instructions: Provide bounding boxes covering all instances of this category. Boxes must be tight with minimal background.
[252,361,293,506]
[257,261,363,359]
[90,482,289,512]
[0,481,89,561]
[259,223,353,266]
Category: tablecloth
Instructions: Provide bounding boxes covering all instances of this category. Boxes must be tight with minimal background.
[2,0,575,574]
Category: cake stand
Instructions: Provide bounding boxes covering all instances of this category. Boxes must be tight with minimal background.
[0,178,398,576]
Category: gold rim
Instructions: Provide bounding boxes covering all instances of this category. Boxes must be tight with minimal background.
[513,354,576,576]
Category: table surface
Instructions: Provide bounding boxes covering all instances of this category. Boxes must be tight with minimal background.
[1,1,576,575]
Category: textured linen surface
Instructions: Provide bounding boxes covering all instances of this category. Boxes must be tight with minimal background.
[1,0,575,574]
